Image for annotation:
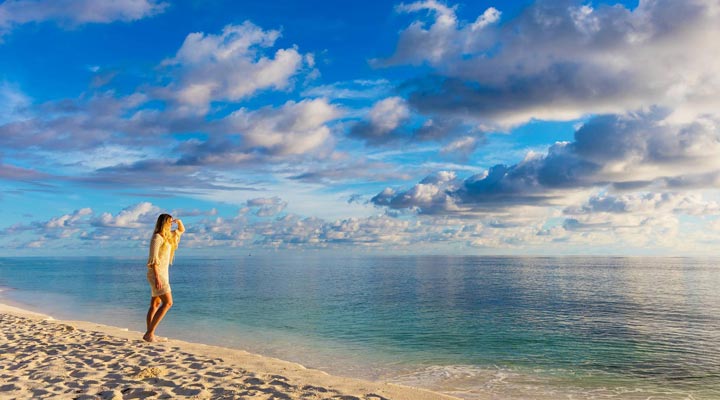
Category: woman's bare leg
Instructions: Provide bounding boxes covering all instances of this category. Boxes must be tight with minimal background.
[143,292,173,342]
[146,296,162,332]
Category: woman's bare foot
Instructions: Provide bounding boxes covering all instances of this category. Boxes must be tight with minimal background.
[143,333,168,342]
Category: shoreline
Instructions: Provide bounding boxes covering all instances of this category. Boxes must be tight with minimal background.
[0,301,460,400]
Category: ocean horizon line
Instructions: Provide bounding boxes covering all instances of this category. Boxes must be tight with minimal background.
[2,253,718,259]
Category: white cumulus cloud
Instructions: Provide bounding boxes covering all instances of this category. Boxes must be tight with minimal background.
[223,98,341,156]
[93,202,159,228]
[45,208,92,228]
[160,22,309,113]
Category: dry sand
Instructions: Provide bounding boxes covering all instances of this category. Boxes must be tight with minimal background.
[0,303,459,400]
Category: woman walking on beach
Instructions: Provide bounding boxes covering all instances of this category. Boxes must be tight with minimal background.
[144,214,185,342]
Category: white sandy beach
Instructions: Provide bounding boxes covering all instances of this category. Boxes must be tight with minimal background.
[0,303,459,400]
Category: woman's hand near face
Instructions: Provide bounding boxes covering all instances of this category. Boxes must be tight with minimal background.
[174,218,185,233]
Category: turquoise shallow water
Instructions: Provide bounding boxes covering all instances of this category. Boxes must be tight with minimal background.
[1,255,719,399]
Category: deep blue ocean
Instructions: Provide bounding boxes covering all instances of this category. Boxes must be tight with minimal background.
[1,255,719,399]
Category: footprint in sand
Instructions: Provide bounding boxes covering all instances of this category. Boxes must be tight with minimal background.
[173,385,210,397]
[269,379,294,389]
[0,383,24,392]
[244,377,265,385]
[98,389,124,399]
[302,384,329,393]
[203,369,230,378]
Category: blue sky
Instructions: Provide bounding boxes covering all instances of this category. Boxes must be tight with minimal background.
[1,0,719,256]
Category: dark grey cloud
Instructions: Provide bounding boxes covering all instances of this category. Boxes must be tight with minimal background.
[659,172,720,190]
[348,95,485,150]
[348,97,410,145]
[371,142,597,214]
[372,111,720,214]
[350,115,479,149]
[379,0,720,127]
[349,120,404,145]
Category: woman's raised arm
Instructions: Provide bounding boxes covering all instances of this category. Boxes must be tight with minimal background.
[175,219,185,235]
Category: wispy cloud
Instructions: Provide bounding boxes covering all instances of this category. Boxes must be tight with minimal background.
[0,91,154,151]
[0,161,49,181]
[288,158,411,184]
[0,0,168,41]
[301,79,392,100]
[0,82,30,123]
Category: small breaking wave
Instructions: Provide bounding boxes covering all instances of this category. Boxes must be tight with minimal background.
[387,364,718,400]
